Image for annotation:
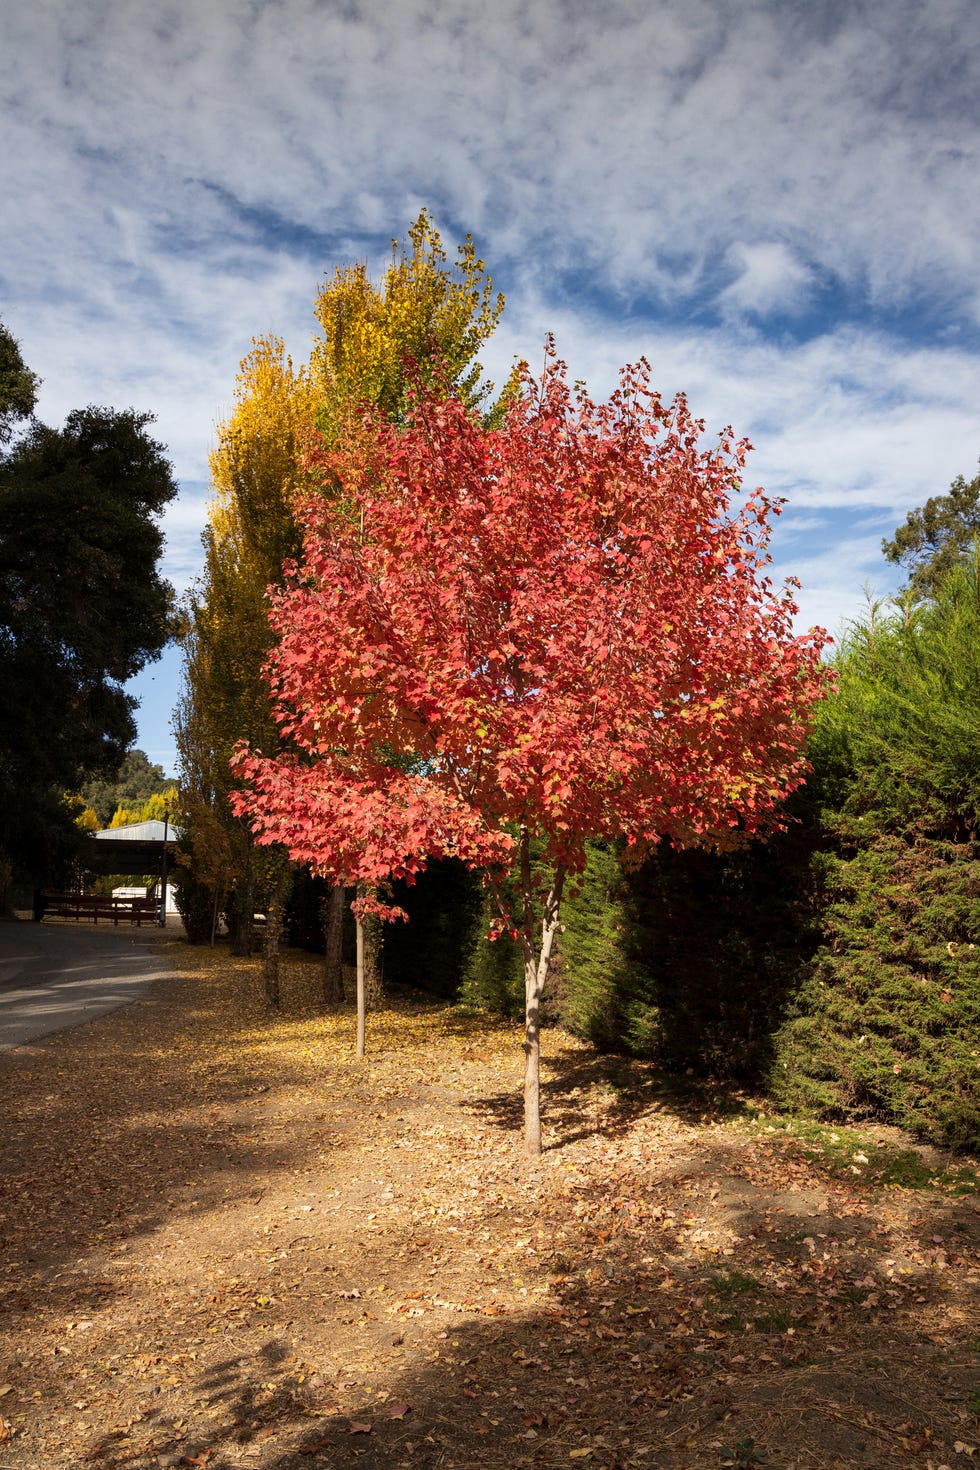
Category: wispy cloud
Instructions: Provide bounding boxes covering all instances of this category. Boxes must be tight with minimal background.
[718,243,815,319]
[2,0,978,767]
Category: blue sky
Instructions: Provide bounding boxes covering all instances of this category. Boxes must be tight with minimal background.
[2,0,979,776]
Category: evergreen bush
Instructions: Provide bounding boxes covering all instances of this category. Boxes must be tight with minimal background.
[557,832,817,1078]
[766,558,980,1151]
[768,830,980,1151]
[384,859,484,998]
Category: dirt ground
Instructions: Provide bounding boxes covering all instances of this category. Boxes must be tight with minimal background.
[0,927,977,1470]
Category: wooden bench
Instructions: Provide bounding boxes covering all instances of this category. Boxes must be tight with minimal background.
[42,893,160,926]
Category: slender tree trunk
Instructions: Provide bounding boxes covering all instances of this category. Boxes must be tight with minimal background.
[363,909,382,1006]
[523,956,543,1155]
[353,885,383,1055]
[355,903,366,1059]
[519,839,566,1157]
[321,883,345,1006]
[262,866,292,1010]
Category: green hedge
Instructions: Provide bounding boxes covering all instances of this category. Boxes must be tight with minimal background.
[766,829,980,1151]
[555,831,818,1077]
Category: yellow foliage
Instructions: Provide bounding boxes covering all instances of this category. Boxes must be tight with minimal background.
[109,788,179,827]
[310,209,507,427]
[177,211,510,911]
[208,335,319,577]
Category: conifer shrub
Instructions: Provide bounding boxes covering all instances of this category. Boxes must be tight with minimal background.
[552,840,657,1052]
[766,561,980,1151]
[458,902,527,1017]
[284,869,329,951]
[767,830,980,1151]
[383,859,484,998]
[557,832,817,1077]
[455,842,567,1021]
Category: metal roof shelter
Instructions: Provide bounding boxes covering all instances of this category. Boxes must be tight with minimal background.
[84,820,183,927]
[87,819,183,876]
[83,823,182,923]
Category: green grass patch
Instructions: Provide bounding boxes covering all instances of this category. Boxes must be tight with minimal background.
[745,1115,980,1195]
[706,1268,761,1301]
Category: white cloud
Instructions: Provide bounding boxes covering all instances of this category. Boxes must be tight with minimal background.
[2,0,979,768]
[4,0,980,316]
[718,243,814,318]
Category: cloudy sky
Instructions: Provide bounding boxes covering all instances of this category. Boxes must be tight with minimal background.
[3,0,979,774]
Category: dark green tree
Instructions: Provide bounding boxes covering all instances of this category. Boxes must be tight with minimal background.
[0,332,178,885]
[882,465,980,600]
[0,323,39,445]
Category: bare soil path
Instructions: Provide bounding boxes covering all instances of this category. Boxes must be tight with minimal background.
[0,936,977,1470]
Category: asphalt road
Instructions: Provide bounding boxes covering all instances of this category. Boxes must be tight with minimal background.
[0,921,174,1049]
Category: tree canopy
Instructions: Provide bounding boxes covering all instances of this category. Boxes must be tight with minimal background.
[0,322,39,445]
[0,328,177,884]
[81,748,176,828]
[232,350,829,1151]
[176,212,510,961]
[815,551,980,830]
[882,465,980,600]
[766,550,980,1150]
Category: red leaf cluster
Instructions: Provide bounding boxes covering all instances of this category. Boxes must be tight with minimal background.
[231,351,828,915]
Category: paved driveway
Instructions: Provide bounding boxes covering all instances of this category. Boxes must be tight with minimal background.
[0,921,174,1049]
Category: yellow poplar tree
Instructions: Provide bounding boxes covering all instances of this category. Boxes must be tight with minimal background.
[176,338,315,968]
[177,212,510,1001]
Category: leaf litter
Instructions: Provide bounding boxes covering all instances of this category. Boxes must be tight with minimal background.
[0,927,976,1469]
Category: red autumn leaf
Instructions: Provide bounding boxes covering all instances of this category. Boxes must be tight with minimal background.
[387,1402,412,1418]
[348,1421,373,1435]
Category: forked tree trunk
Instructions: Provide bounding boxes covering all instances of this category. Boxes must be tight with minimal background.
[321,883,345,1005]
[508,828,567,1157]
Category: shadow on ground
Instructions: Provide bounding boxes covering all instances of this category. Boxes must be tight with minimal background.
[77,1156,980,1470]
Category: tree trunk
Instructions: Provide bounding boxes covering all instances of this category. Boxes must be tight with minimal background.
[363,909,383,1006]
[263,901,282,1010]
[523,956,543,1155]
[353,885,383,1056]
[521,847,566,1158]
[355,904,366,1059]
[262,866,291,1010]
[321,883,345,1005]
[229,870,256,957]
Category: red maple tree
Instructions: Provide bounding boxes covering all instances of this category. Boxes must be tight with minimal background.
[232,350,829,1154]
